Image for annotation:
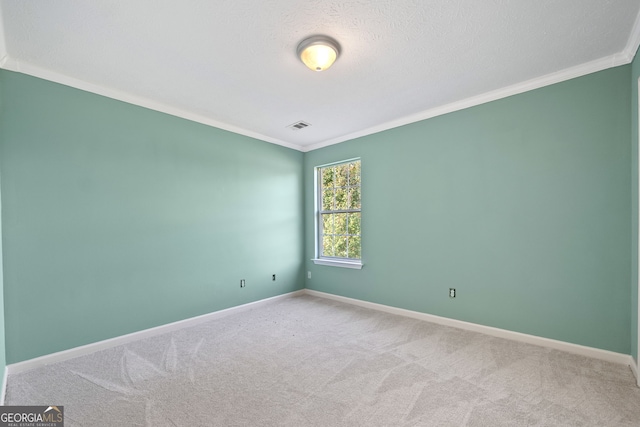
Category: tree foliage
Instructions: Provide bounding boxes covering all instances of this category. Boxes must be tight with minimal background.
[320,161,361,259]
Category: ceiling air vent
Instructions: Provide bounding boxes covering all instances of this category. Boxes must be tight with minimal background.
[287,121,311,131]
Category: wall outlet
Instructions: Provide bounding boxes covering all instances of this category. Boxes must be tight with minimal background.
[240,279,246,288]
[449,288,456,298]
[272,274,276,281]
[307,271,311,279]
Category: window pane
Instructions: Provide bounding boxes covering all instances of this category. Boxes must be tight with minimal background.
[348,187,361,209]
[348,162,361,186]
[317,159,361,262]
[322,235,335,257]
[334,235,348,258]
[335,164,348,187]
[348,236,361,259]
[347,212,361,235]
[322,188,334,211]
[335,188,348,210]
[322,167,334,187]
[322,214,334,234]
[334,213,347,234]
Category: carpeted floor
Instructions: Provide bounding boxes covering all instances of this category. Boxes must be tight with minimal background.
[5,294,640,426]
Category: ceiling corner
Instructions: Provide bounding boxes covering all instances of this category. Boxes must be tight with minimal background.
[0,54,306,152]
[623,7,640,63]
[2,1,639,153]
[0,4,8,68]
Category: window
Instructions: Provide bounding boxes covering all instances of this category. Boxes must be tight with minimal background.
[313,159,363,269]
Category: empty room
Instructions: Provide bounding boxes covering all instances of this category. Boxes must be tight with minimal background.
[1,1,640,426]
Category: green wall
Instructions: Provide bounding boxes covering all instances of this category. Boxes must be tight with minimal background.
[632,50,640,364]
[305,66,632,354]
[0,70,304,364]
[0,170,5,377]
[0,71,5,379]
[0,60,636,366]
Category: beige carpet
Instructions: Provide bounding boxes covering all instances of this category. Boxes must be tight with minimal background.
[5,294,640,426]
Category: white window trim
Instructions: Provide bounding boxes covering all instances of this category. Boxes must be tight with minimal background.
[312,258,363,269]
[314,158,363,269]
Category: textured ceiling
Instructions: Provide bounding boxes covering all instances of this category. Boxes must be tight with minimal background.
[1,1,640,151]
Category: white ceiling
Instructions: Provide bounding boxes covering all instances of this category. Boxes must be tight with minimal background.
[1,1,640,152]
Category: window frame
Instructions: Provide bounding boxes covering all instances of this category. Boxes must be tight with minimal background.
[312,158,363,269]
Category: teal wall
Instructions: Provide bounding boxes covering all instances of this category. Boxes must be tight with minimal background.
[0,71,5,380]
[632,50,640,363]
[0,72,7,384]
[0,70,304,363]
[0,61,636,365]
[0,169,5,378]
[305,66,632,354]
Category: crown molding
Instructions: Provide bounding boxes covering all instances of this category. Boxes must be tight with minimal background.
[0,6,8,68]
[302,49,637,152]
[624,8,640,63]
[0,58,306,152]
[1,48,636,155]
[2,6,640,154]
[303,9,640,152]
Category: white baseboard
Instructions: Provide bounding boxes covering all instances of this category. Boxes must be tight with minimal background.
[631,357,639,385]
[5,287,635,383]
[7,290,305,376]
[304,289,634,368]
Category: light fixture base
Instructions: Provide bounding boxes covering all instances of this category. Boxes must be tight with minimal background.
[297,35,341,72]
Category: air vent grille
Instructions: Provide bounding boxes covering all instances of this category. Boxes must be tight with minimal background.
[287,121,311,131]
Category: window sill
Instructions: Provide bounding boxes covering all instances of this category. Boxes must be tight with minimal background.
[312,259,363,269]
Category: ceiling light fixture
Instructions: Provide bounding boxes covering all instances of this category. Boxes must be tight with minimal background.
[297,35,341,72]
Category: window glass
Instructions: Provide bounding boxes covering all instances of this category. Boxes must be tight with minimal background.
[317,160,361,261]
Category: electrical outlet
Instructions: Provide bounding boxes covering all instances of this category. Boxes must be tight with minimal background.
[449,288,456,298]
[307,271,311,279]
[240,279,246,288]
[272,274,276,281]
